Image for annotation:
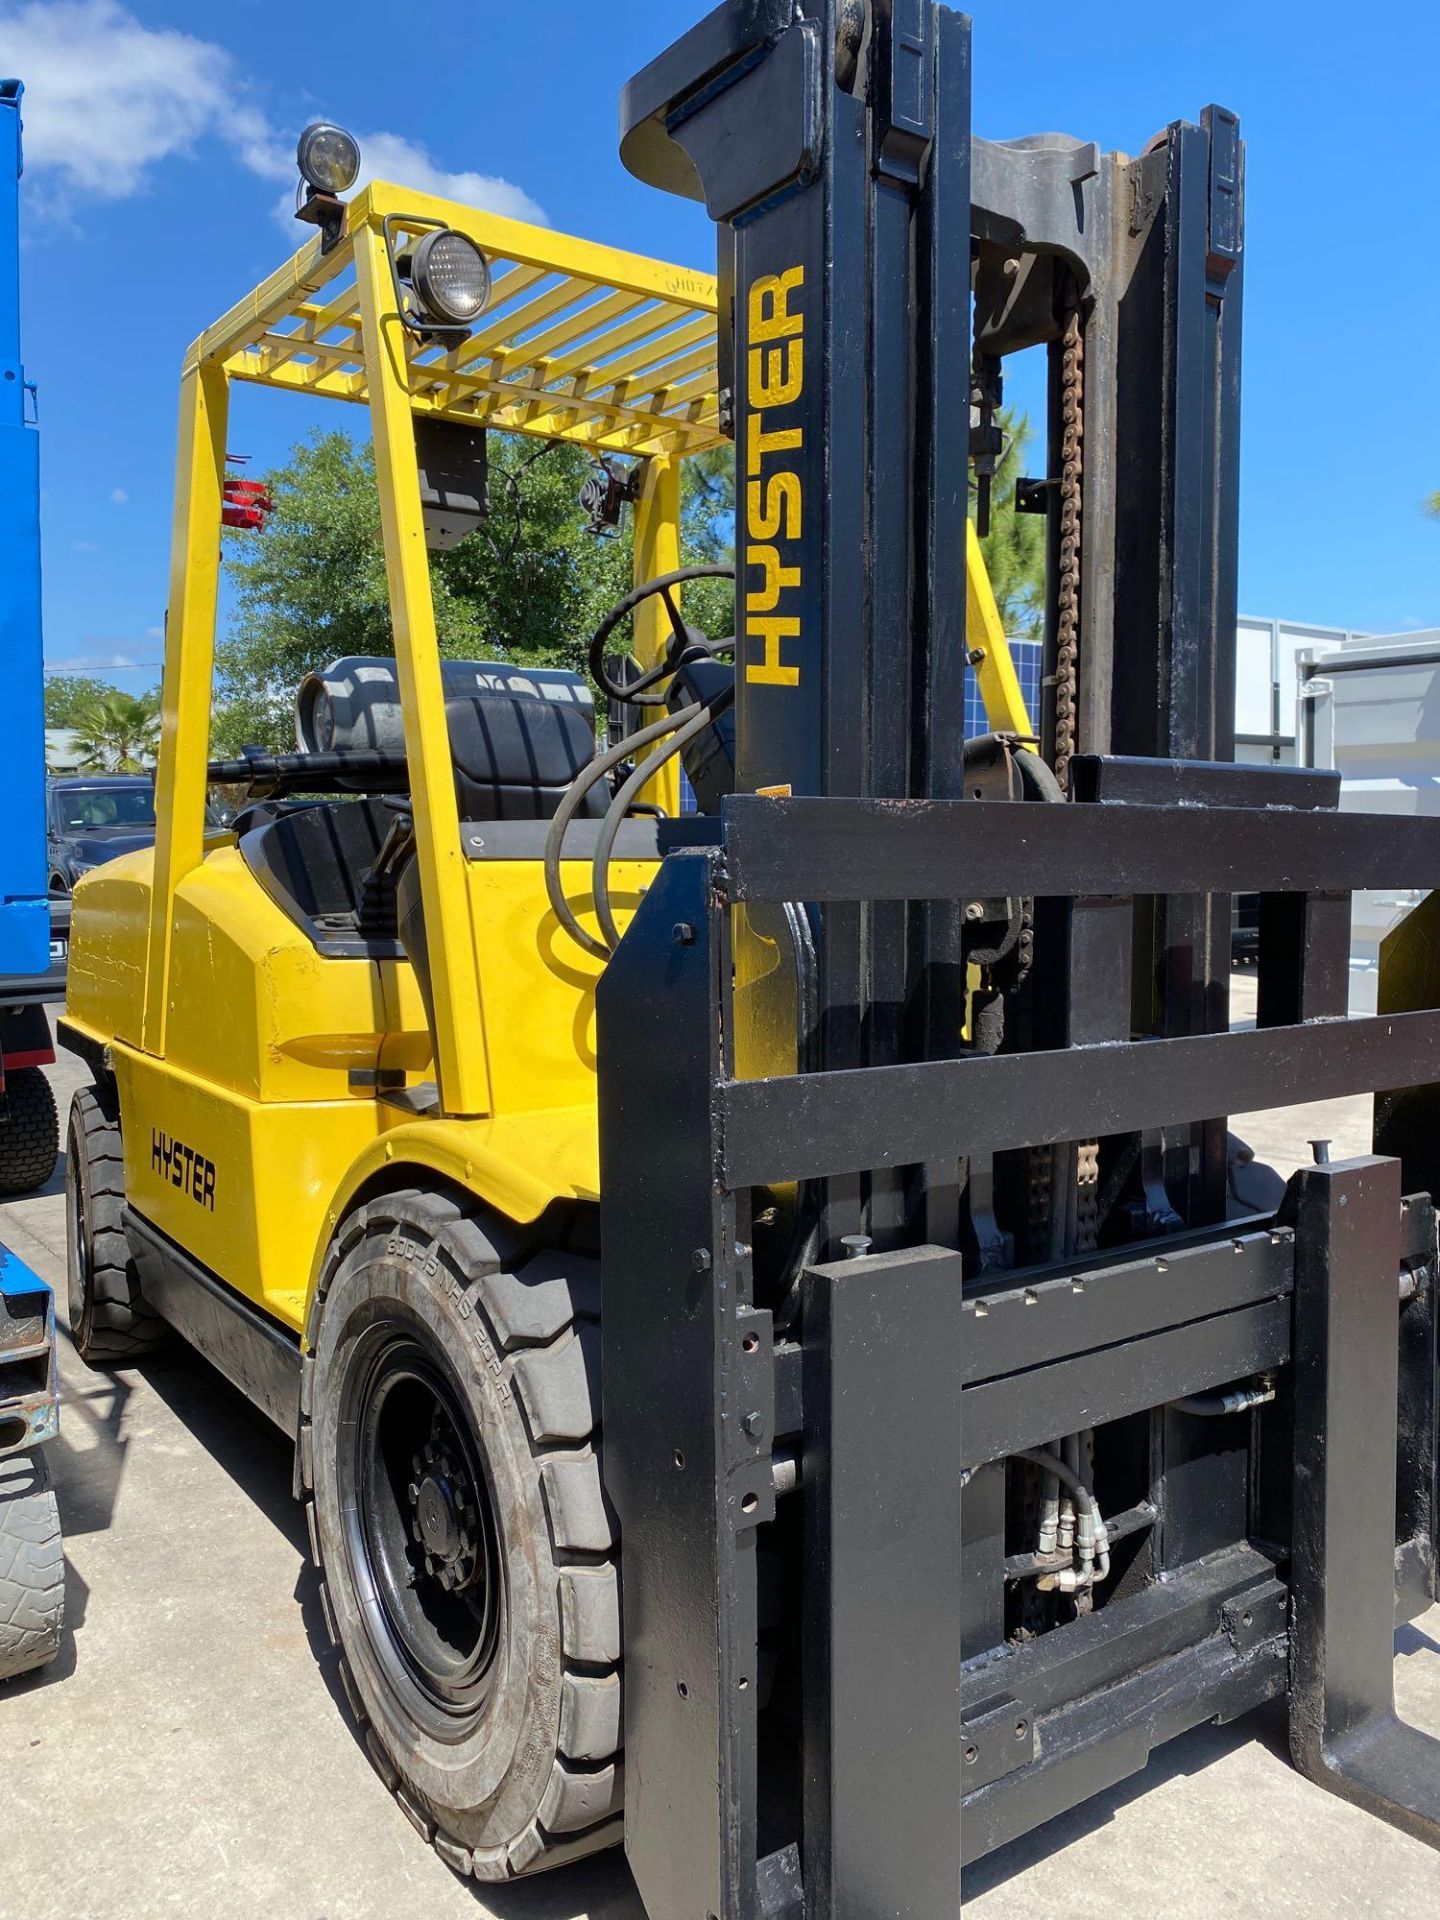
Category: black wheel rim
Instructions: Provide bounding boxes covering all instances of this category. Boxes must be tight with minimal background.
[340,1327,504,1739]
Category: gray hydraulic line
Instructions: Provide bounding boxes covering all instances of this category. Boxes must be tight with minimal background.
[1012,1446,1110,1592]
[543,704,698,961]
[1060,1430,1082,1551]
[1013,1447,1095,1520]
[592,690,733,952]
[1007,1502,1154,1582]
[1169,1378,1276,1417]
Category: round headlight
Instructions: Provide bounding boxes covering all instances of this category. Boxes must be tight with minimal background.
[408,229,491,329]
[296,122,361,196]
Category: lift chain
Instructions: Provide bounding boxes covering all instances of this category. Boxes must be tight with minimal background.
[1014,292,1095,1263]
[1053,295,1084,791]
[1075,1138,1100,1253]
[1057,289,1099,1252]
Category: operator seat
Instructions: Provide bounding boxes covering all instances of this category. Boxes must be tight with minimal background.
[240,688,606,971]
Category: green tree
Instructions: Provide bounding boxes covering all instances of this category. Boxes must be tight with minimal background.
[1427,490,1440,519]
[971,408,1045,641]
[45,674,119,729]
[69,689,161,772]
[675,441,737,643]
[215,429,736,755]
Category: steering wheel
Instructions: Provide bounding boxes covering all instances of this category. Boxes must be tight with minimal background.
[586,564,734,706]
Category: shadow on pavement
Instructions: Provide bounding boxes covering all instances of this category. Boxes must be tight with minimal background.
[45,1355,134,1537]
[477,1851,643,1919]
[138,1342,306,1553]
[27,1151,65,1202]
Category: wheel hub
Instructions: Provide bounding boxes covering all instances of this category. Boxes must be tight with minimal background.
[408,1429,481,1593]
[345,1331,504,1730]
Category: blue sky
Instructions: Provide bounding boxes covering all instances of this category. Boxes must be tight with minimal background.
[7,0,1439,694]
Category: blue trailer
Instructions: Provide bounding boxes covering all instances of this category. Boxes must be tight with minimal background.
[0,77,65,1683]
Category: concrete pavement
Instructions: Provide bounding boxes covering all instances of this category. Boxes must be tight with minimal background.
[1,1002,1437,1918]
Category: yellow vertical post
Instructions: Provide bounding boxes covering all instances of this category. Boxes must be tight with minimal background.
[143,355,229,1056]
[965,518,1034,737]
[353,221,490,1117]
[630,452,682,817]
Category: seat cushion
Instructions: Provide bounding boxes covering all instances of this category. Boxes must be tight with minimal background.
[446,694,605,820]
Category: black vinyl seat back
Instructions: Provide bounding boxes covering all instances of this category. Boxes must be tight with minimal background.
[395,848,435,1047]
[447,692,605,821]
[239,689,607,962]
[241,798,391,927]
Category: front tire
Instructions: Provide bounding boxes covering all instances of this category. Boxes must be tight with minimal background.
[0,1068,58,1198]
[302,1190,621,1881]
[65,1086,166,1365]
[0,1450,64,1681]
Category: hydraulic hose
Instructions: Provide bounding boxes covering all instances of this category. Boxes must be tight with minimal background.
[1012,1447,1111,1592]
[592,688,734,951]
[1169,1379,1276,1417]
[543,704,698,961]
[1013,1448,1095,1521]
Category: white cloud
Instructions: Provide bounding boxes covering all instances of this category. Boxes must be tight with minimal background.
[1,2,544,229]
[269,127,547,236]
[48,650,149,671]
[346,131,546,227]
[109,486,128,505]
[0,0,278,202]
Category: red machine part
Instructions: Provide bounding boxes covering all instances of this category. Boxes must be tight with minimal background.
[221,476,274,531]
[1,1049,52,1072]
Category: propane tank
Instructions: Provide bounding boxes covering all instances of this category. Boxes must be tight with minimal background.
[295,656,596,754]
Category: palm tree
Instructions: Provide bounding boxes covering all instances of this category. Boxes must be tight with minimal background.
[1427,491,1440,519]
[70,689,161,773]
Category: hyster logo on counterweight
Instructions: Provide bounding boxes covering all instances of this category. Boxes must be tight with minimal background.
[743,264,805,689]
[151,1129,217,1211]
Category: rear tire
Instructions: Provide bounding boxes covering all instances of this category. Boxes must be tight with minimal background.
[65,1086,165,1365]
[0,1068,58,1198]
[0,1450,64,1681]
[301,1189,622,1881]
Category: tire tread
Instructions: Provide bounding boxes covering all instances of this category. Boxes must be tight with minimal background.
[67,1086,165,1364]
[0,1069,58,1198]
[0,1452,64,1681]
[299,1191,622,1882]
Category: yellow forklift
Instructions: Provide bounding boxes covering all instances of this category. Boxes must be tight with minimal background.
[59,3,1440,1909]
[58,113,1033,1884]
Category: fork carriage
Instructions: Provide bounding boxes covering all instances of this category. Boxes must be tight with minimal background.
[601,773,1440,1915]
[598,3,1440,1915]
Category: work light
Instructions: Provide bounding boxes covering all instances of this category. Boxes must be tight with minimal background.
[406,229,491,329]
[296,122,360,197]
